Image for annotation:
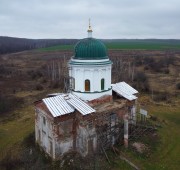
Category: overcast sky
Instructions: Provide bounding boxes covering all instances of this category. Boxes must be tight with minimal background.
[0,0,180,39]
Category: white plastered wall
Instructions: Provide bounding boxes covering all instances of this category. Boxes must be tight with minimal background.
[69,59,112,101]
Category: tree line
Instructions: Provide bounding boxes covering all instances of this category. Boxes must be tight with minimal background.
[0,36,78,54]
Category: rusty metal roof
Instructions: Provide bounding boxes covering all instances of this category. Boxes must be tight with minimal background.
[42,94,95,117]
[112,82,138,101]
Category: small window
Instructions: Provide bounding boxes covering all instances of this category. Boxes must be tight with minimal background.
[101,78,105,90]
[85,79,90,91]
[70,77,75,90]
[38,130,41,142]
[110,113,116,122]
[49,141,53,156]
[43,116,46,125]
[72,78,75,90]
[87,120,93,129]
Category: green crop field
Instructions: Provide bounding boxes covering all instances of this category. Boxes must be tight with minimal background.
[38,39,180,51]
[106,41,180,50]
[39,44,74,51]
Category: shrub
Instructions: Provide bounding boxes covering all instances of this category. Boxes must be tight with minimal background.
[49,81,60,89]
[23,131,35,147]
[153,92,168,102]
[35,84,44,91]
[0,151,23,170]
[40,78,47,84]
[0,95,24,114]
[133,72,149,92]
[163,68,169,74]
[27,70,43,80]
[134,72,147,83]
[144,66,149,70]
[176,83,180,90]
[143,57,155,65]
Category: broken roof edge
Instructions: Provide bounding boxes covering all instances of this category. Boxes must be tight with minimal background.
[112,81,138,94]
[112,82,138,101]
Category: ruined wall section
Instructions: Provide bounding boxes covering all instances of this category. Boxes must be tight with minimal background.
[35,98,137,159]
[54,118,74,159]
[76,120,97,156]
[35,107,55,159]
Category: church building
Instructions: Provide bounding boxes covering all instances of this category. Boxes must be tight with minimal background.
[34,22,138,159]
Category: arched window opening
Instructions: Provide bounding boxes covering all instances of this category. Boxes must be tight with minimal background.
[101,78,105,90]
[85,79,90,91]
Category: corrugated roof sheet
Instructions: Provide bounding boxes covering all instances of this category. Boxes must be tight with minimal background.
[116,82,138,94]
[42,94,95,117]
[112,82,138,101]
[66,94,96,115]
[43,94,75,117]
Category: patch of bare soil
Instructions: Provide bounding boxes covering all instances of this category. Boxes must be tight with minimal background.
[131,142,149,154]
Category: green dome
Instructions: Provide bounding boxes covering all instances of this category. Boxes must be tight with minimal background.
[74,38,108,60]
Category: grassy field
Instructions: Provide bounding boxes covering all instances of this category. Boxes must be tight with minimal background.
[0,105,34,152]
[38,39,180,51]
[142,104,180,170]
[117,100,180,170]
[0,90,56,155]
[106,41,180,50]
[39,44,74,51]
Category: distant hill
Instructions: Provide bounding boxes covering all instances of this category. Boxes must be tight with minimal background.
[0,36,180,54]
[0,36,78,54]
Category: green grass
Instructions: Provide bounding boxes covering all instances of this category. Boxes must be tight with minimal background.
[142,105,180,170]
[39,44,74,51]
[38,40,180,51]
[0,105,34,153]
[106,42,180,50]
[115,102,180,170]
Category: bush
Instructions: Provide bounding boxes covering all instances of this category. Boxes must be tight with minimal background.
[163,68,169,74]
[0,151,23,170]
[144,66,149,70]
[176,83,180,90]
[134,72,147,82]
[143,57,155,65]
[153,92,168,102]
[0,95,24,114]
[49,81,61,89]
[27,70,43,80]
[133,72,149,92]
[23,131,35,147]
[40,78,47,84]
[35,84,44,91]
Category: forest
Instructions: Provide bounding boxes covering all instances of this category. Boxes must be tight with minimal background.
[0,36,78,54]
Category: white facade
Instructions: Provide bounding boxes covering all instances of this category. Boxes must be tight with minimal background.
[69,58,112,101]
[35,108,56,159]
[35,108,74,159]
[35,106,97,159]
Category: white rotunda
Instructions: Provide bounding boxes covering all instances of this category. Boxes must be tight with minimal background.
[69,22,112,101]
